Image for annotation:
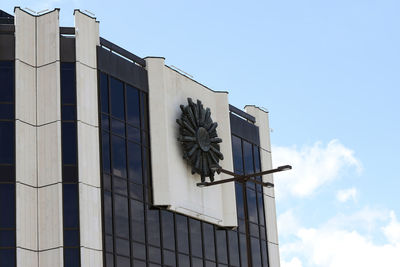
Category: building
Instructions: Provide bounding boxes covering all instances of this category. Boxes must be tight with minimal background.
[0,7,281,267]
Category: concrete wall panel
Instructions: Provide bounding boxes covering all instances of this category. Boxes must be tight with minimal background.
[16,183,38,250]
[39,248,64,267]
[76,63,98,126]
[36,10,59,66]
[16,121,37,186]
[15,60,36,124]
[17,248,38,267]
[15,8,35,66]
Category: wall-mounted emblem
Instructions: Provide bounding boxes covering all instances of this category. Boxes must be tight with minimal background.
[177,98,224,183]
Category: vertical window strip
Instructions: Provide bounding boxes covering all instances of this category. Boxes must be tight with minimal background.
[61,62,81,267]
[0,61,16,267]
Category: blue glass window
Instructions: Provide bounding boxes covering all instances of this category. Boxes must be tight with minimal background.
[61,63,76,105]
[110,77,125,120]
[63,184,79,228]
[0,61,14,103]
[0,121,15,164]
[127,142,142,184]
[0,184,15,228]
[126,85,140,127]
[64,248,80,267]
[111,135,127,178]
[62,122,77,165]
[100,72,109,113]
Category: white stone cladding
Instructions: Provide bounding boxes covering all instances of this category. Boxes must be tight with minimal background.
[14,8,103,267]
[146,57,237,227]
[245,105,281,267]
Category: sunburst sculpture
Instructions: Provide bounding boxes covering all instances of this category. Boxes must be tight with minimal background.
[177,98,224,183]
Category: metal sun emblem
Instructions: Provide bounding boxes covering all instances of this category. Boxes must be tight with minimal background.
[177,98,224,183]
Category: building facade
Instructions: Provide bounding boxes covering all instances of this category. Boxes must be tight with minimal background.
[0,8,280,267]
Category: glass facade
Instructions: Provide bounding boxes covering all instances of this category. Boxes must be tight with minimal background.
[61,62,81,266]
[99,70,270,266]
[0,61,15,267]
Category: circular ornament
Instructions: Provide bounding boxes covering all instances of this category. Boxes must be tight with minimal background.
[177,98,224,183]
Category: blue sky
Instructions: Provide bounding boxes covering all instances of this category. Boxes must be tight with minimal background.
[3,0,400,266]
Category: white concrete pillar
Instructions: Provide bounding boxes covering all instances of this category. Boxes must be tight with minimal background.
[245,105,281,267]
[74,10,103,266]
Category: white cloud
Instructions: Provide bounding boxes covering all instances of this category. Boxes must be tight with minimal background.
[278,210,300,238]
[272,140,362,198]
[382,211,400,245]
[281,257,303,267]
[279,209,400,267]
[336,187,358,202]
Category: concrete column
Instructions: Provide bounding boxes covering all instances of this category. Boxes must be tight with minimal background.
[15,7,63,267]
[245,105,281,267]
[74,10,103,266]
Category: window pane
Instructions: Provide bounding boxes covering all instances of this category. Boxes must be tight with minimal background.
[0,61,14,102]
[113,176,127,196]
[100,72,109,113]
[189,219,203,258]
[131,242,146,260]
[127,141,142,184]
[116,256,130,267]
[102,132,111,174]
[178,254,190,267]
[62,122,77,165]
[61,63,76,105]
[232,136,243,174]
[235,183,245,219]
[147,208,160,246]
[192,257,203,267]
[64,248,80,267]
[111,135,127,178]
[64,229,79,247]
[62,165,78,183]
[251,237,262,267]
[104,192,113,235]
[106,253,114,267]
[257,191,266,227]
[129,183,143,201]
[261,240,269,266]
[243,141,254,174]
[111,119,125,137]
[130,199,145,243]
[0,249,15,267]
[163,249,176,267]
[102,114,110,131]
[202,223,215,261]
[0,230,15,247]
[62,105,76,121]
[148,246,161,264]
[114,195,129,237]
[139,92,148,130]
[126,85,140,126]
[215,230,227,264]
[161,211,175,251]
[115,238,130,257]
[0,121,14,164]
[246,189,258,223]
[110,77,125,120]
[0,184,15,228]
[0,104,14,120]
[106,235,114,253]
[228,231,240,266]
[0,165,14,182]
[239,233,248,267]
[127,125,140,143]
[175,214,189,254]
[63,184,79,228]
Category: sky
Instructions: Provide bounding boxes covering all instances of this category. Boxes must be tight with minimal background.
[3,1,400,266]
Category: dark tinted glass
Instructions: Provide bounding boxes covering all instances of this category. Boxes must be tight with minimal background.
[130,199,145,243]
[64,229,79,247]
[129,183,143,201]
[247,189,258,223]
[0,184,15,228]
[161,211,175,250]
[147,208,161,246]
[257,192,266,227]
[102,132,111,174]
[192,257,203,267]
[0,61,14,102]
[139,92,148,130]
[202,223,215,261]
[0,229,15,247]
[178,254,190,266]
[232,136,243,174]
[62,122,77,165]
[251,237,262,266]
[111,119,125,137]
[127,142,142,184]
[63,184,79,228]
[114,195,129,237]
[0,249,15,267]
[61,63,76,105]
[0,121,14,164]
[127,125,140,143]
[115,238,130,257]
[100,72,109,113]
[62,165,78,183]
[111,135,127,178]
[216,230,228,264]
[0,104,14,120]
[235,183,245,219]
[190,219,203,258]
[0,165,14,182]
[163,249,176,267]
[239,233,248,267]
[106,235,114,253]
[116,256,130,267]
[228,231,240,266]
[113,177,127,196]
[132,242,146,260]
[102,114,110,131]
[126,85,140,126]
[62,105,76,121]
[243,140,254,174]
[176,215,189,254]
[64,248,80,267]
[148,246,161,264]
[104,192,113,235]
[110,77,125,120]
[261,240,269,265]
